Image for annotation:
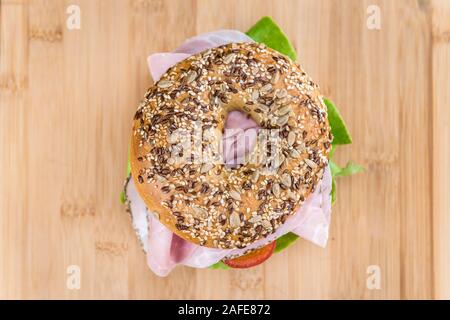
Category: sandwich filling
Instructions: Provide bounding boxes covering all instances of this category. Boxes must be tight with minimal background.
[125,29,332,276]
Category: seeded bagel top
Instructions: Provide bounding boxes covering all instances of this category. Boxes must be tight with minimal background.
[130,42,332,249]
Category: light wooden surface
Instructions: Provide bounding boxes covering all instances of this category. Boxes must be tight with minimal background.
[1,0,449,300]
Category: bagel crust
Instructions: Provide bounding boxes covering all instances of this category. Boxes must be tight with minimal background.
[131,42,332,249]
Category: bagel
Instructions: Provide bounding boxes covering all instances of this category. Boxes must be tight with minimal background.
[130,42,332,249]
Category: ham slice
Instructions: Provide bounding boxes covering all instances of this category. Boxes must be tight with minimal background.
[147,30,253,82]
[147,53,190,84]
[173,30,254,55]
[126,30,332,276]
[222,111,259,167]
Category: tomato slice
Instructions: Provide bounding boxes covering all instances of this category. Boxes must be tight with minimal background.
[223,241,276,269]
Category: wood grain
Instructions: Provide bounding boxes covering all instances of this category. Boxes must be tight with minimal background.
[1,0,449,299]
[431,0,450,300]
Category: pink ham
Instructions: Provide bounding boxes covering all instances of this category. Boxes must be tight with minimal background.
[126,29,332,276]
[222,111,259,167]
[173,30,254,55]
[147,53,190,84]
[147,30,253,82]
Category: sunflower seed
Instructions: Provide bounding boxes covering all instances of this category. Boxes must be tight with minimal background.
[251,171,260,183]
[257,104,269,113]
[276,88,288,98]
[274,154,286,169]
[251,90,260,101]
[276,114,290,126]
[296,142,306,153]
[275,97,288,106]
[201,163,214,173]
[260,83,272,93]
[186,70,197,84]
[275,105,291,117]
[288,131,296,146]
[249,215,262,223]
[272,183,281,197]
[230,212,241,228]
[157,80,173,88]
[229,190,241,201]
[304,158,318,169]
[270,70,280,84]
[193,206,208,219]
[155,174,167,183]
[290,149,301,158]
[288,117,296,126]
[281,173,292,188]
[269,154,283,169]
[223,53,236,64]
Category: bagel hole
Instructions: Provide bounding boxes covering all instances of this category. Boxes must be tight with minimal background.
[222,111,259,168]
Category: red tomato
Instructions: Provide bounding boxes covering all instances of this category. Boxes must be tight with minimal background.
[223,241,276,268]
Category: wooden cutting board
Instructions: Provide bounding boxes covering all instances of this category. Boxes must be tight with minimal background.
[1,0,449,299]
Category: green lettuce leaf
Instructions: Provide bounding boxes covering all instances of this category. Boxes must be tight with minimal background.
[323,98,352,145]
[329,160,364,205]
[334,161,365,178]
[120,189,127,204]
[246,16,297,61]
[274,232,299,253]
[330,159,364,178]
[120,157,132,204]
[331,177,337,205]
[209,261,230,270]
[329,145,336,159]
[330,159,340,176]
[126,158,131,176]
